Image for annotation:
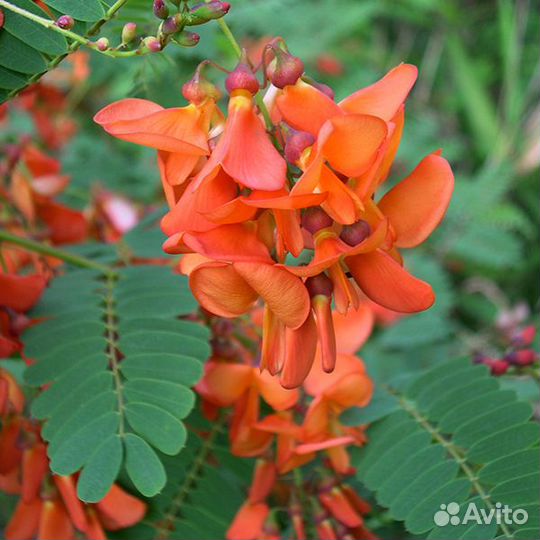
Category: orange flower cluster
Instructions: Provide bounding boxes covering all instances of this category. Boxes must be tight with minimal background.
[0,376,146,540]
[95,46,454,389]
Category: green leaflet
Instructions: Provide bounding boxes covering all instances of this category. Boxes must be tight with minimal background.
[23,266,208,502]
[353,359,540,539]
[42,0,105,21]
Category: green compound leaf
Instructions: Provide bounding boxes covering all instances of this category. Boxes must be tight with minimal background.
[23,265,209,502]
[352,358,540,539]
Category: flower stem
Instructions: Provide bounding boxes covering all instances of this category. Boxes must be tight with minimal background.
[0,230,116,275]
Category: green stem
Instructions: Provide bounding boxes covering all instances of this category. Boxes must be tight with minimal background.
[5,0,132,100]
[0,230,116,275]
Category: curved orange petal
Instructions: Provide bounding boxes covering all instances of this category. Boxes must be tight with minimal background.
[95,484,146,530]
[53,475,88,532]
[196,362,253,407]
[36,201,88,245]
[190,262,258,318]
[0,273,46,312]
[279,313,318,389]
[5,498,42,540]
[183,223,273,264]
[242,190,327,210]
[226,502,269,540]
[38,499,74,540]
[324,371,374,409]
[274,208,304,258]
[21,443,48,503]
[339,64,418,121]
[197,93,286,191]
[276,81,342,136]
[295,436,355,454]
[333,304,375,354]
[378,153,454,247]
[346,249,435,313]
[178,253,213,275]
[255,369,299,411]
[95,100,208,154]
[319,115,387,177]
[328,262,360,314]
[233,262,310,329]
[157,150,201,187]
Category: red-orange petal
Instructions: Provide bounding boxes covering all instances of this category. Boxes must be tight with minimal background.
[378,153,454,247]
[319,115,387,177]
[53,475,88,532]
[195,362,253,407]
[0,273,46,312]
[276,81,342,136]
[332,304,375,354]
[95,484,147,530]
[5,498,42,540]
[346,249,435,313]
[190,262,258,318]
[233,262,310,329]
[38,499,74,540]
[255,369,299,411]
[21,443,48,503]
[279,313,318,389]
[312,296,337,373]
[339,64,418,121]
[226,502,269,540]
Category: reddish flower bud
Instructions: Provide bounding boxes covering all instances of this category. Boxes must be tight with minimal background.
[340,220,371,246]
[162,13,183,35]
[95,37,109,51]
[142,36,162,53]
[153,0,169,19]
[488,359,510,376]
[182,69,221,104]
[302,207,333,234]
[319,487,363,528]
[187,1,231,25]
[0,10,4,30]
[121,22,137,44]
[173,30,200,47]
[285,130,315,164]
[226,58,260,95]
[512,325,536,347]
[305,273,334,298]
[506,349,537,366]
[55,15,74,30]
[267,46,304,89]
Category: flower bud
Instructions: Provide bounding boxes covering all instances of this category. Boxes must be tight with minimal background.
[506,349,536,366]
[121,22,137,44]
[285,129,315,164]
[153,0,169,19]
[162,13,183,35]
[267,46,304,89]
[0,10,4,30]
[486,358,510,376]
[305,274,334,298]
[511,325,536,347]
[225,57,260,95]
[55,15,74,30]
[142,36,162,53]
[173,30,200,47]
[95,37,109,51]
[302,207,333,234]
[340,220,371,246]
[187,1,231,26]
[182,70,221,104]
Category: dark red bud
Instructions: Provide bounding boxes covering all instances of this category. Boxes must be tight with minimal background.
[182,73,220,104]
[285,129,315,164]
[173,30,200,47]
[55,15,74,30]
[153,0,169,19]
[225,61,260,95]
[512,325,536,347]
[488,359,510,376]
[306,274,334,298]
[267,47,304,89]
[95,37,109,51]
[340,220,371,246]
[143,36,162,53]
[162,14,183,35]
[302,207,333,234]
[187,1,231,25]
[0,10,4,30]
[506,350,537,366]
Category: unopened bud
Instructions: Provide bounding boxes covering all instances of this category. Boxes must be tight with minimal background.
[162,13,183,35]
[305,274,334,298]
[182,71,220,104]
[95,37,109,51]
[0,10,4,30]
[302,207,333,234]
[506,350,537,366]
[142,36,162,53]
[285,130,315,164]
[153,0,169,19]
[187,1,231,26]
[121,22,137,44]
[226,57,260,95]
[340,220,371,246]
[488,359,510,376]
[173,30,200,47]
[55,15,74,30]
[267,46,304,89]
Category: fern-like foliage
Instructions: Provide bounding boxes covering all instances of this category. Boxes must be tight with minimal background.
[22,265,210,502]
[349,358,539,539]
[113,409,252,540]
